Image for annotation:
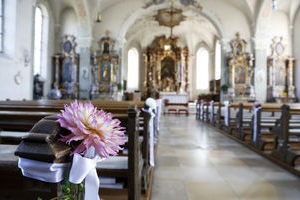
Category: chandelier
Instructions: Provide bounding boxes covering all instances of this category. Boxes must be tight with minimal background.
[154,3,186,50]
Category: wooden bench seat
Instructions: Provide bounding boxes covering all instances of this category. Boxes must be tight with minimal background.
[198,101,300,173]
[0,144,62,200]
[0,131,29,144]
[270,105,300,167]
[0,104,152,200]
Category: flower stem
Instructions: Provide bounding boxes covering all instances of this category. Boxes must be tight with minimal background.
[77,184,81,200]
[49,195,69,200]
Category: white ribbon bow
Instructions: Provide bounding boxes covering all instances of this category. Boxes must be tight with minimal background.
[18,158,69,183]
[69,153,101,200]
[224,101,229,126]
[142,107,155,167]
[19,147,103,200]
[253,106,262,142]
[210,101,214,122]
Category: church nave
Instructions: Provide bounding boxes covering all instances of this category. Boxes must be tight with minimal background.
[151,115,300,200]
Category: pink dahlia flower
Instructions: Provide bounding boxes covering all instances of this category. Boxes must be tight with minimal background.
[57,100,127,158]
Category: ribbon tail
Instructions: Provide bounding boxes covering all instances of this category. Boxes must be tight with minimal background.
[85,167,100,200]
[69,153,100,200]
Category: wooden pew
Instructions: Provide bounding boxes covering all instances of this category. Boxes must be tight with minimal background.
[0,145,62,200]
[0,100,144,133]
[215,102,224,129]
[234,103,253,141]
[251,103,282,151]
[195,99,201,120]
[0,110,57,131]
[271,104,300,167]
[0,106,144,200]
[97,106,143,200]
[199,101,300,174]
[221,102,240,134]
[0,99,145,114]
[3,100,155,198]
[0,131,29,144]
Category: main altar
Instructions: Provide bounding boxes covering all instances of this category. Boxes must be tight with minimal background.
[143,35,189,98]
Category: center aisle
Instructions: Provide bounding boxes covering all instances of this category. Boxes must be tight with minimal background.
[150,115,300,200]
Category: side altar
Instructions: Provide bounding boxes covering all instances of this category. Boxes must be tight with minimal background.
[226,33,255,102]
[267,37,296,102]
[90,31,120,100]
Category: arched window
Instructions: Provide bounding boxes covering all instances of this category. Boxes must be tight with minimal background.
[215,40,221,80]
[196,48,209,90]
[127,48,139,90]
[33,6,48,77]
[0,0,4,52]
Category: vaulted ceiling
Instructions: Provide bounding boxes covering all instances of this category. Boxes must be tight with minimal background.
[46,0,300,50]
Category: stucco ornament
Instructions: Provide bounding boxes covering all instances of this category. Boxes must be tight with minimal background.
[14,71,23,85]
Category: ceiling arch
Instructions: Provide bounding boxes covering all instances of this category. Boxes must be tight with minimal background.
[118,3,223,49]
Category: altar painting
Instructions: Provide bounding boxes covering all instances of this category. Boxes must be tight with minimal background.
[99,61,111,83]
[234,65,247,85]
[161,56,176,91]
[274,59,286,86]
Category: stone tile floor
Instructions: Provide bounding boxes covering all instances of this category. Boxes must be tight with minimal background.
[150,115,300,200]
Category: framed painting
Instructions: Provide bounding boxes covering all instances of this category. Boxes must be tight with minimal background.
[161,56,175,81]
[99,61,111,83]
[233,64,248,86]
[274,59,286,86]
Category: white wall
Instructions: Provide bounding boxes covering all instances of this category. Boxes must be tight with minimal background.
[0,0,56,100]
[294,10,300,99]
[60,7,79,39]
[0,0,33,100]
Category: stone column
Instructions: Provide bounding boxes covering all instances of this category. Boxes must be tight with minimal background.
[254,38,268,102]
[77,37,93,99]
[220,39,228,102]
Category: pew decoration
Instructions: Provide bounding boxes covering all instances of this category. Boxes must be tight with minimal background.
[143,98,157,167]
[16,101,127,200]
[57,101,127,200]
[252,102,262,144]
[57,101,127,158]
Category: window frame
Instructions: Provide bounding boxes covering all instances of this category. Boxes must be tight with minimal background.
[196,47,210,90]
[214,40,221,80]
[0,0,4,53]
[127,48,140,90]
[33,6,43,75]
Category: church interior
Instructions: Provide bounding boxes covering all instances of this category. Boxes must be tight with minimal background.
[0,0,300,199]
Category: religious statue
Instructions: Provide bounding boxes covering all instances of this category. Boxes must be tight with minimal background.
[33,74,45,100]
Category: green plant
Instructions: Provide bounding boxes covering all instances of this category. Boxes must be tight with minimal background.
[220,84,228,93]
[117,83,123,91]
[38,179,84,200]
